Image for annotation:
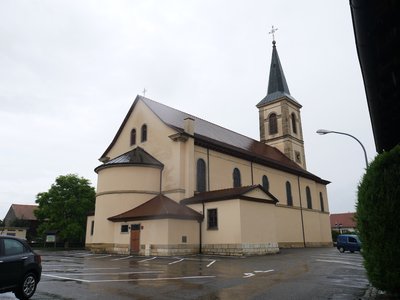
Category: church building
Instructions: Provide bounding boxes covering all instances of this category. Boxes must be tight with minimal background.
[85,40,332,256]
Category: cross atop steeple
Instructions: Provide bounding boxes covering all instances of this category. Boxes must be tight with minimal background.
[269,26,278,43]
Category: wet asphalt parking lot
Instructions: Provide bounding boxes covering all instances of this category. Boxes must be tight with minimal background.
[2,247,369,300]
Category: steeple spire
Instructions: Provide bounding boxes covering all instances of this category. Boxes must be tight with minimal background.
[257,39,298,107]
[256,32,306,169]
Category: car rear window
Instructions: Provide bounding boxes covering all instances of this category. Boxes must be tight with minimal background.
[4,238,26,256]
[348,236,357,243]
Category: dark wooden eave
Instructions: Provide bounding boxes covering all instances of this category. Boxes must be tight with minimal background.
[181,185,278,205]
[350,0,400,152]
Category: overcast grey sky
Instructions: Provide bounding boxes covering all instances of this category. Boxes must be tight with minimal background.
[0,0,376,219]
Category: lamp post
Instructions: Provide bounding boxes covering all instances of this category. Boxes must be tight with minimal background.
[316,129,368,168]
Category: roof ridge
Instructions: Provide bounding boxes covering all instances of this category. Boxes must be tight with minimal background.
[140,96,259,142]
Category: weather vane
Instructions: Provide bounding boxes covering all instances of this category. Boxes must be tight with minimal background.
[142,88,147,97]
[269,25,278,42]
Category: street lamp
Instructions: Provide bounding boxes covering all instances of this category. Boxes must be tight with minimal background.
[316,129,368,168]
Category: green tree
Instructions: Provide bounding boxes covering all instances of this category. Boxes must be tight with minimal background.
[35,174,95,247]
[356,145,400,295]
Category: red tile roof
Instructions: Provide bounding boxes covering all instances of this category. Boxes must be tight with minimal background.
[330,213,356,229]
[10,204,38,220]
[108,194,203,222]
[100,96,329,185]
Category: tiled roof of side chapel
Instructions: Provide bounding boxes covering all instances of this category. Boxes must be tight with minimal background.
[95,146,163,173]
[108,194,203,222]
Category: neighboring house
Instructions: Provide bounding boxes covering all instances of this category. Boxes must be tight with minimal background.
[3,204,39,240]
[330,213,356,233]
[86,40,332,256]
[0,227,27,239]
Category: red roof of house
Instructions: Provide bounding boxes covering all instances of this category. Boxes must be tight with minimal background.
[108,194,203,222]
[330,213,356,228]
[10,204,38,220]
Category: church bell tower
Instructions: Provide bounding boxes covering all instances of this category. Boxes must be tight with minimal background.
[257,37,307,169]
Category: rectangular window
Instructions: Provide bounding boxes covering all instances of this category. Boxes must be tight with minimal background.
[90,220,94,236]
[207,208,218,230]
[121,225,129,233]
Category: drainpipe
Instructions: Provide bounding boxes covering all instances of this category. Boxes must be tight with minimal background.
[199,201,205,254]
[159,168,163,194]
[297,176,306,247]
[251,161,254,185]
[207,149,210,191]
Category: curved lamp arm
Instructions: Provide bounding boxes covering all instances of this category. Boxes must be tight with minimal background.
[316,129,368,168]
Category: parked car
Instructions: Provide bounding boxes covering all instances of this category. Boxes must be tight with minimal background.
[336,234,362,253]
[0,236,42,299]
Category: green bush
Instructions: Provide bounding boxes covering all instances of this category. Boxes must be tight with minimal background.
[356,145,400,294]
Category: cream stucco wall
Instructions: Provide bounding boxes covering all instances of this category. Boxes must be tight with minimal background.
[97,166,161,195]
[274,206,305,246]
[107,218,199,251]
[103,100,191,199]
[201,200,242,244]
[92,193,152,244]
[240,201,277,244]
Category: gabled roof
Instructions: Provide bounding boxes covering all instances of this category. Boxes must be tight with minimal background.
[100,96,329,185]
[95,146,163,173]
[330,213,356,229]
[257,41,300,107]
[108,194,203,222]
[7,204,38,221]
[180,185,278,205]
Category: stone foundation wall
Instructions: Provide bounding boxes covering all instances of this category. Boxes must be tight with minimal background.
[279,241,333,248]
[143,244,199,256]
[201,242,279,256]
[86,243,129,254]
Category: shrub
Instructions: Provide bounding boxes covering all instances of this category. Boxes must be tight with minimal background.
[356,145,400,294]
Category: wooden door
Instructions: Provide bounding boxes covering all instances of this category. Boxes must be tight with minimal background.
[130,224,141,254]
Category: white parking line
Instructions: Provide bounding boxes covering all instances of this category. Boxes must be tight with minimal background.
[206,260,216,268]
[79,253,96,257]
[87,255,112,259]
[138,257,157,263]
[42,274,216,283]
[49,271,164,276]
[45,267,120,272]
[168,259,184,265]
[254,270,274,273]
[316,259,363,267]
[111,256,133,261]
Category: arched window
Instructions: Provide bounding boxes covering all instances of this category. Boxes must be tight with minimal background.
[306,186,312,209]
[291,113,297,134]
[269,113,278,135]
[196,159,206,192]
[233,168,241,188]
[130,128,136,146]
[319,192,325,212]
[141,124,147,142]
[286,181,293,206]
[262,175,269,191]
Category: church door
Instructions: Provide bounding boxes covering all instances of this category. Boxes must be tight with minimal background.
[130,224,141,254]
